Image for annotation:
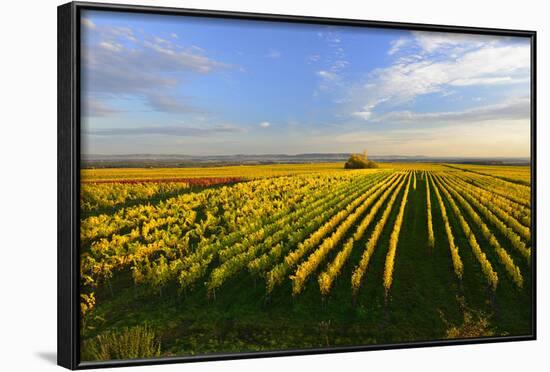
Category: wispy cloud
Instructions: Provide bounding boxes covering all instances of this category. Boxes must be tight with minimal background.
[259,121,271,128]
[450,76,524,86]
[371,97,530,125]
[82,21,231,116]
[265,49,281,59]
[350,33,530,120]
[314,29,349,92]
[88,124,246,136]
[388,38,409,55]
[351,111,372,120]
[317,70,338,81]
[308,54,321,63]
[411,31,496,54]
[82,98,119,117]
[147,93,202,114]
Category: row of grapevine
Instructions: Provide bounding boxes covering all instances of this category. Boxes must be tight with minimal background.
[81,182,191,214]
[441,174,531,262]
[444,175,530,240]
[383,173,412,298]
[184,173,391,292]
[316,173,406,296]
[82,173,332,245]
[443,163,530,186]
[351,173,408,295]
[81,171,387,312]
[217,172,389,264]
[291,174,400,295]
[426,173,435,248]
[79,166,531,317]
[206,172,393,292]
[436,175,524,288]
[247,173,395,278]
[455,171,530,208]
[317,239,354,296]
[453,172,531,225]
[433,176,498,291]
[429,174,464,280]
[266,173,401,293]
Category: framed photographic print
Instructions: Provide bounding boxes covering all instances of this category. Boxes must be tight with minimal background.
[58,1,536,369]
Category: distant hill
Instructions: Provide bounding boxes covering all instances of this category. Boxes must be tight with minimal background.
[81,153,530,168]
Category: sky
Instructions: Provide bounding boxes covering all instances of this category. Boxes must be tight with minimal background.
[81,10,531,157]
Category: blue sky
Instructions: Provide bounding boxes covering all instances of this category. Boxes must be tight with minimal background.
[81,10,531,157]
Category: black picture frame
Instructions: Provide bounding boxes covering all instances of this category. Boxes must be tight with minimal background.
[58,1,537,369]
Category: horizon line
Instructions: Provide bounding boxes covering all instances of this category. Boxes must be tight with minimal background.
[81,153,531,159]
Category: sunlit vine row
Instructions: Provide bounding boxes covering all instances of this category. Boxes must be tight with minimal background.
[433,176,498,291]
[429,174,464,280]
[351,174,408,295]
[383,173,412,298]
[318,173,405,296]
[437,176,523,287]
[442,174,531,262]
[266,173,400,293]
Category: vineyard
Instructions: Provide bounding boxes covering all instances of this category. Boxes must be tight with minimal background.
[80,163,532,360]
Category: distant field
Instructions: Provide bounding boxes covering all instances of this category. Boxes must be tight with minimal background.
[442,164,531,185]
[81,162,347,182]
[79,162,532,361]
[81,161,529,184]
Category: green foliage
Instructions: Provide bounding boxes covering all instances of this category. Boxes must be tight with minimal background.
[82,325,161,361]
[344,154,378,169]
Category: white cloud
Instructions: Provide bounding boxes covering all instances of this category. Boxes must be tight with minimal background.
[386,32,494,57]
[99,41,123,52]
[259,122,270,128]
[450,77,514,86]
[331,60,349,71]
[317,70,338,81]
[352,111,372,120]
[312,29,350,95]
[266,49,281,59]
[352,40,530,119]
[170,33,178,39]
[388,38,409,55]
[82,21,231,116]
[411,31,495,53]
[308,54,321,63]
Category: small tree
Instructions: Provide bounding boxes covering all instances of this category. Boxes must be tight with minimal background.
[344,151,377,169]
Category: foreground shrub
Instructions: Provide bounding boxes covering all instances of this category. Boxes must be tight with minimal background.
[82,325,161,361]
